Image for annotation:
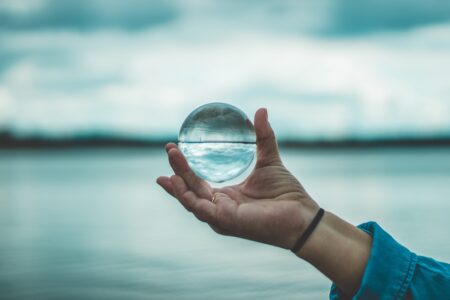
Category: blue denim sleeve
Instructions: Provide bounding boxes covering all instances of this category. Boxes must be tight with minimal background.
[329,222,450,300]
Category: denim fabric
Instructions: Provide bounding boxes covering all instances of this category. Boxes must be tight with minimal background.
[329,222,450,299]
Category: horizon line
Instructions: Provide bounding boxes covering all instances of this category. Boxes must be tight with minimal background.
[1,131,450,149]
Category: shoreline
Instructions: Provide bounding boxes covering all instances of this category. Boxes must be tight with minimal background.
[1,135,450,150]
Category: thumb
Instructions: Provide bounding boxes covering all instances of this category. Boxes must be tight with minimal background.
[254,108,281,167]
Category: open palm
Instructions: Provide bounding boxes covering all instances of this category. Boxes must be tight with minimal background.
[157,108,318,249]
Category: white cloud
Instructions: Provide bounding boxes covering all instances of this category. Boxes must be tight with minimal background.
[0,22,449,139]
[0,0,45,15]
[0,87,13,127]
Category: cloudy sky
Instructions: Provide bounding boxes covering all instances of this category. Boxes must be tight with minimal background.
[0,0,450,140]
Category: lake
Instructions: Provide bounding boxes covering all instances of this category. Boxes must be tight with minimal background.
[1,148,450,299]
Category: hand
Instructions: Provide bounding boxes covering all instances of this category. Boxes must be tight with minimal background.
[157,108,372,295]
[157,108,319,249]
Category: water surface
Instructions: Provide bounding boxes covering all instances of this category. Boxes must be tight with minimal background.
[1,148,449,299]
[178,142,256,183]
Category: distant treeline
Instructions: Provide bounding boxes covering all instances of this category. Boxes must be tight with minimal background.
[1,131,450,149]
[0,131,171,149]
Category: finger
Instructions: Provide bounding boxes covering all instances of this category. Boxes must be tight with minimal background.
[165,142,178,153]
[167,148,213,199]
[190,193,217,223]
[215,186,244,203]
[210,224,232,236]
[167,148,197,182]
[170,175,191,211]
[156,176,175,197]
[254,108,281,168]
[171,175,217,223]
[212,192,238,229]
[212,192,231,204]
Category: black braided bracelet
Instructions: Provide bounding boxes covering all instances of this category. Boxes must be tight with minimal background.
[291,208,325,254]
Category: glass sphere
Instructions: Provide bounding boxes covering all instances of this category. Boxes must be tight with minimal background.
[178,102,256,183]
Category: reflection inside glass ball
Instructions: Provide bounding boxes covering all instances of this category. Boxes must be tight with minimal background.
[178,102,256,183]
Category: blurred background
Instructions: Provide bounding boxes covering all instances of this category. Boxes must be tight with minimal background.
[1,0,450,299]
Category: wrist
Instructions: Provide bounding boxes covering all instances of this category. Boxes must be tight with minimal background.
[293,210,331,258]
[283,199,320,250]
[293,211,372,296]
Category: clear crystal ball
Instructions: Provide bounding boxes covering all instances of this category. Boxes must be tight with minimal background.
[178,102,256,183]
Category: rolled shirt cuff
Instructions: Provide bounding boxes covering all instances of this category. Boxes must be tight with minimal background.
[330,222,418,300]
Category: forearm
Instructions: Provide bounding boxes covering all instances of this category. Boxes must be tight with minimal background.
[293,210,372,296]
